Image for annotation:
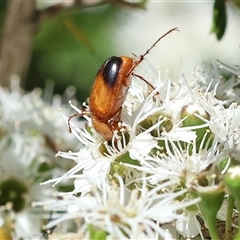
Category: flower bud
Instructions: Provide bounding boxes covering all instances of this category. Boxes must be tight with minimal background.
[181,104,213,151]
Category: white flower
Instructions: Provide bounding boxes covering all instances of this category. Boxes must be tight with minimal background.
[0,132,50,239]
[217,59,240,78]
[127,135,221,189]
[38,176,199,239]
[44,111,129,193]
[121,64,223,184]
[47,97,160,194]
[207,102,240,161]
[0,76,40,132]
[41,60,240,239]
[0,78,79,153]
[0,79,80,239]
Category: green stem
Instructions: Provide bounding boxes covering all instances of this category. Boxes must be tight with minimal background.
[233,200,240,240]
[203,212,220,240]
[234,231,240,240]
[225,195,234,240]
[195,190,224,240]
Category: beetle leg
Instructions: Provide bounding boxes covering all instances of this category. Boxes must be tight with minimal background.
[108,107,122,128]
[132,73,155,90]
[68,111,90,133]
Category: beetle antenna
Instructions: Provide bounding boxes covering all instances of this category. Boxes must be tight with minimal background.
[127,27,179,76]
[140,27,179,61]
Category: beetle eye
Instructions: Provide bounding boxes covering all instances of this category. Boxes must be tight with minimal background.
[102,56,122,87]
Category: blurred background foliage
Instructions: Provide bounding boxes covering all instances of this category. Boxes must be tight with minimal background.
[27,4,120,102]
[0,0,239,102]
[0,0,147,102]
[0,2,6,23]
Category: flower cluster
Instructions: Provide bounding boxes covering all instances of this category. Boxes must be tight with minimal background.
[37,58,240,240]
[0,77,80,239]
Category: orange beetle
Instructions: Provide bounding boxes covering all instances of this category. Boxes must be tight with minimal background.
[68,27,179,141]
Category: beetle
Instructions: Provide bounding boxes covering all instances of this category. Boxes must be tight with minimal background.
[68,27,179,141]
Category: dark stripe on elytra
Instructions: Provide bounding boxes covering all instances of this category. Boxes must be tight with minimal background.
[102,56,122,88]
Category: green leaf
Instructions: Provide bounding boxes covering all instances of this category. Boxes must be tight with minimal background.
[210,0,227,40]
